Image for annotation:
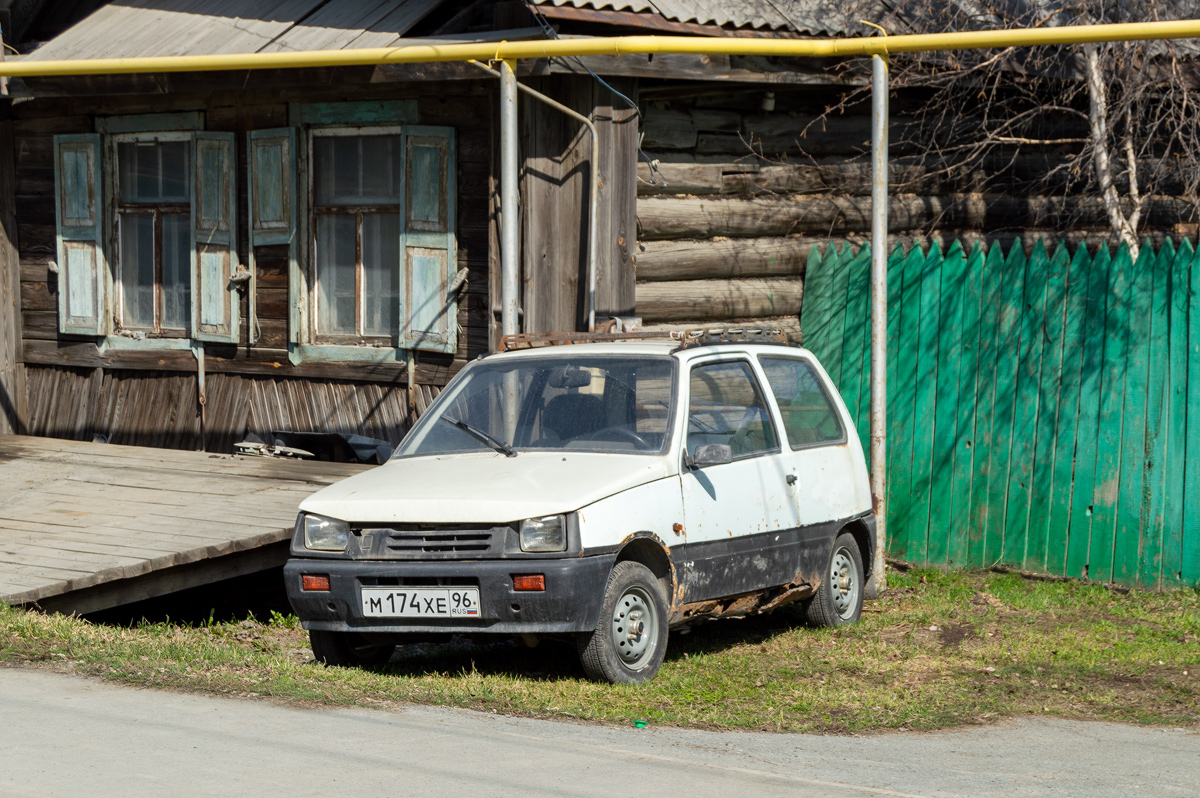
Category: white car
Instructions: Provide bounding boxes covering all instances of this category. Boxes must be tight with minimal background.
[284,329,877,684]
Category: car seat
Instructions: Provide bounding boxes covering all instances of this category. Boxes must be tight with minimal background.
[542,393,606,441]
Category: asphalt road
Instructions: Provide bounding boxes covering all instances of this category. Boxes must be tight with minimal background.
[0,668,1195,798]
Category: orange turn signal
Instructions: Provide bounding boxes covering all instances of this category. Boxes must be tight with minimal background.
[513,574,546,592]
[301,574,331,591]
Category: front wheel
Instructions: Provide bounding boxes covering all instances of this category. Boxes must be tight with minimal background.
[578,561,669,684]
[803,531,864,627]
[310,630,395,668]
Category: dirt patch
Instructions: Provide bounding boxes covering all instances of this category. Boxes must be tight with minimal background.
[938,624,974,649]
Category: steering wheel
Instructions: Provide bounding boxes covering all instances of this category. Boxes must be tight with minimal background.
[595,425,651,449]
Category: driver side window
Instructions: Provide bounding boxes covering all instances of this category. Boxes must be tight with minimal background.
[687,361,778,459]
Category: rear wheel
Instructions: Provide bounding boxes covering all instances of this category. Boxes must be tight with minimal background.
[578,561,669,684]
[310,630,395,668]
[803,531,864,627]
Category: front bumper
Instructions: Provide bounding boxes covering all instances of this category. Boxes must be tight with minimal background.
[284,554,616,636]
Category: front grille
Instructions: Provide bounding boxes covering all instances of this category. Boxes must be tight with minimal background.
[385,528,493,554]
[351,524,510,560]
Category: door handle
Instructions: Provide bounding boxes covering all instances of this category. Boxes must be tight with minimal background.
[786,474,798,485]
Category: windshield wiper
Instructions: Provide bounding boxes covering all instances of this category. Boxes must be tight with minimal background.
[440,416,518,457]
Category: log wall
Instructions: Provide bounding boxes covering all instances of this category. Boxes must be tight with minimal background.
[632,87,1199,341]
[11,75,493,451]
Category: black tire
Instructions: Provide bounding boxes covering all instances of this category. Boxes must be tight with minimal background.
[803,531,864,627]
[577,561,669,684]
[310,630,395,668]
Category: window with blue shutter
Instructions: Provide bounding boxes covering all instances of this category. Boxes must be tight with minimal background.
[54,118,243,347]
[53,134,107,335]
[277,102,457,363]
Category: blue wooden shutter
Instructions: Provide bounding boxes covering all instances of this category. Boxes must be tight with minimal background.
[401,126,457,353]
[191,131,239,342]
[247,128,296,247]
[53,134,106,335]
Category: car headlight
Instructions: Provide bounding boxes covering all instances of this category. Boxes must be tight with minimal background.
[519,515,566,552]
[303,513,349,552]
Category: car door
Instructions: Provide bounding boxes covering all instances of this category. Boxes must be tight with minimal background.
[678,356,802,601]
[756,354,864,559]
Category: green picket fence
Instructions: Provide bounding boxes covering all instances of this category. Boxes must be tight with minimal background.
[800,239,1200,589]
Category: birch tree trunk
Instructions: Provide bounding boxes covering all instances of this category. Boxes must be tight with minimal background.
[1084,43,1140,258]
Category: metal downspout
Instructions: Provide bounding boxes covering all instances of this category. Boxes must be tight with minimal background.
[500,59,520,340]
[469,60,600,333]
[869,53,889,592]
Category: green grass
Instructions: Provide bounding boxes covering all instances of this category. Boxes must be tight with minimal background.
[2,567,1198,733]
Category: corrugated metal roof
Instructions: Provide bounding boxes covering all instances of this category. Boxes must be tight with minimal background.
[536,0,796,31]
[23,0,1200,61]
[23,0,449,60]
[535,0,1200,40]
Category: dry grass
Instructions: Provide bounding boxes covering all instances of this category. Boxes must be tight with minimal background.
[1,566,1197,733]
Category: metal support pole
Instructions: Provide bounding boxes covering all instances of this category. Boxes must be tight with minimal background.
[499,59,521,441]
[499,58,520,339]
[869,53,889,593]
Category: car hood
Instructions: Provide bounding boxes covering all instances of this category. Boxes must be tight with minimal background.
[298,451,675,524]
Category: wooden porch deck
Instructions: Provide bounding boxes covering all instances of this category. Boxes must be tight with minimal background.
[0,435,371,614]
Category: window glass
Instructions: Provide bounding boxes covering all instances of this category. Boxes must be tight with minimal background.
[398,356,675,457]
[314,135,401,205]
[758,356,845,447]
[315,214,356,335]
[115,138,192,334]
[118,140,189,202]
[119,213,155,328]
[687,361,778,459]
[362,213,400,337]
[312,132,403,340]
[160,214,191,330]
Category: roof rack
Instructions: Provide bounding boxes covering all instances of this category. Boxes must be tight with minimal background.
[496,327,790,352]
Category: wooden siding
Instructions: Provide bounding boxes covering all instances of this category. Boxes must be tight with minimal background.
[10,78,492,452]
[23,364,440,454]
[519,75,638,333]
[802,240,1200,590]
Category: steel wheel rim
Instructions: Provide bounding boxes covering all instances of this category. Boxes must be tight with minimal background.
[611,586,659,669]
[830,547,859,620]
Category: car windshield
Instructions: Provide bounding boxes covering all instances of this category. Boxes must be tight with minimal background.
[396,355,676,457]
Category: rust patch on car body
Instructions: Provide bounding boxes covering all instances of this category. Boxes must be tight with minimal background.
[671,572,819,626]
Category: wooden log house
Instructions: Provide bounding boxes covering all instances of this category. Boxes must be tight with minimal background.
[0,0,1194,455]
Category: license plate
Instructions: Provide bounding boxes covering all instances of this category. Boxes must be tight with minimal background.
[360,587,481,618]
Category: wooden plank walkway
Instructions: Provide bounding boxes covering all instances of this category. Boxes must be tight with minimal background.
[0,435,370,614]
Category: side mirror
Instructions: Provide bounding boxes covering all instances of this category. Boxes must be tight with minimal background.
[688,443,732,469]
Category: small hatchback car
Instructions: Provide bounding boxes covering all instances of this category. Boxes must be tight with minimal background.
[285,329,877,683]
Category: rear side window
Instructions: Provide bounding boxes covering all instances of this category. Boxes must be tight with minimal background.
[758,357,845,448]
[687,360,778,459]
